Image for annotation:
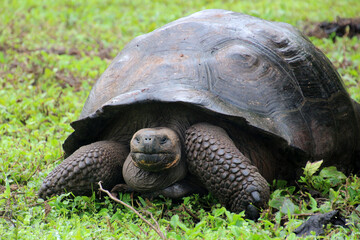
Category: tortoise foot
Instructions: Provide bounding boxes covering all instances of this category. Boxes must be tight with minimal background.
[185,123,270,219]
[39,141,128,199]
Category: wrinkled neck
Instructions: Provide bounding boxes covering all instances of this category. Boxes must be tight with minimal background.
[122,154,187,192]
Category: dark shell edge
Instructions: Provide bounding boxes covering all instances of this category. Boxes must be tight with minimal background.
[63,86,286,156]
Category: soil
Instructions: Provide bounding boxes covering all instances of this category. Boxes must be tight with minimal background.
[304,17,360,40]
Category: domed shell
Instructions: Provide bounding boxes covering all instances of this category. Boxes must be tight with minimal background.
[64,9,359,161]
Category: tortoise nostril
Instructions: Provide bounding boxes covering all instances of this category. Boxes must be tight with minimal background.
[144,137,152,143]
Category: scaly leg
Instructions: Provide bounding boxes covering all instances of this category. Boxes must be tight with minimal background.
[185,123,270,219]
[39,141,128,199]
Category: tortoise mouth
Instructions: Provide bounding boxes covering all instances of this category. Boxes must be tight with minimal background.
[130,152,180,172]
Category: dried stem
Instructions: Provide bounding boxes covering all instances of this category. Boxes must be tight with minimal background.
[28,198,52,207]
[98,181,166,240]
[182,204,200,222]
[281,212,315,221]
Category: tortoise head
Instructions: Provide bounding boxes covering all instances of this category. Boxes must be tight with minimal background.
[130,127,181,172]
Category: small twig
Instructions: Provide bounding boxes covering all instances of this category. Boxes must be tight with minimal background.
[281,212,315,221]
[145,210,161,232]
[98,181,166,240]
[25,163,41,183]
[182,204,200,222]
[28,198,52,207]
[0,216,16,227]
[137,224,148,237]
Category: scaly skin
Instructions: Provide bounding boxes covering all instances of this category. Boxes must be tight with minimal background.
[185,123,270,219]
[39,141,128,199]
[39,124,270,220]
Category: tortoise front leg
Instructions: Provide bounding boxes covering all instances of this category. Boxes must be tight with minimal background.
[185,123,270,219]
[39,141,128,199]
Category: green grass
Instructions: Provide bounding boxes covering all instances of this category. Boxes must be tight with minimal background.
[1,0,360,239]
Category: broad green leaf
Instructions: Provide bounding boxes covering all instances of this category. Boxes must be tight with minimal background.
[280,198,298,215]
[319,166,346,180]
[170,215,189,232]
[304,160,323,177]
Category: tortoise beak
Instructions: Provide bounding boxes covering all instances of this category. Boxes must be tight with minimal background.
[130,152,180,172]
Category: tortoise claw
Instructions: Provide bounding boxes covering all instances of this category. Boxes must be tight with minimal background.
[251,191,261,203]
[246,204,260,220]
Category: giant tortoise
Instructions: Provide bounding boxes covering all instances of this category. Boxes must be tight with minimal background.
[39,9,360,219]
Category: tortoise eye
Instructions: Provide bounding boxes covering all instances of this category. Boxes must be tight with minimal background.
[134,136,140,143]
[160,137,168,145]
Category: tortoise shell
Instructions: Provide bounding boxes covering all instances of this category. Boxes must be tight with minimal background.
[63,9,359,164]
